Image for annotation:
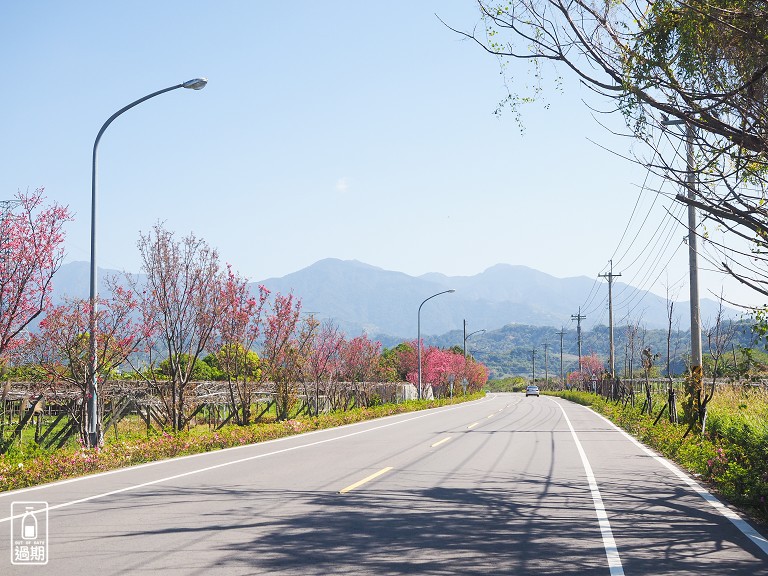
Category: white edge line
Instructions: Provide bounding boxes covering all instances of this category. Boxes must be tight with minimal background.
[555,401,625,576]
[586,405,768,557]
[0,394,497,523]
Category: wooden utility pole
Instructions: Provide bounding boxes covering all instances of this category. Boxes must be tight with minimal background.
[556,327,566,385]
[532,348,536,383]
[543,343,549,384]
[571,307,586,370]
[599,260,622,378]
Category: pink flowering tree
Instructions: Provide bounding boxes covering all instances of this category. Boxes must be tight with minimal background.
[465,356,489,392]
[212,266,269,425]
[338,334,383,407]
[401,343,488,398]
[302,318,344,415]
[130,224,223,431]
[259,292,305,420]
[567,353,605,390]
[0,188,71,365]
[29,285,143,443]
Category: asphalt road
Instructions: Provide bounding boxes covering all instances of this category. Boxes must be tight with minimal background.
[1,393,766,575]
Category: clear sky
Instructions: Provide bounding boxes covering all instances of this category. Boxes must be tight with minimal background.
[2,1,762,326]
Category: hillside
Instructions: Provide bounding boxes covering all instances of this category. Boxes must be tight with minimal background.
[54,259,739,341]
[256,258,737,338]
[427,321,760,379]
[51,259,749,379]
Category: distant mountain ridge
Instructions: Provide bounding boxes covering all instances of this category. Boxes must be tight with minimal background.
[55,259,736,340]
[253,258,734,338]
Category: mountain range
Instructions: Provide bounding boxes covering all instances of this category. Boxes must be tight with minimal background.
[54,258,738,342]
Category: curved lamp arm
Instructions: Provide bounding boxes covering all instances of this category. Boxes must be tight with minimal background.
[86,78,207,446]
[417,289,456,400]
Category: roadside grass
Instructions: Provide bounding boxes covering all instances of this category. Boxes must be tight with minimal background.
[484,377,527,393]
[550,387,768,525]
[0,393,484,493]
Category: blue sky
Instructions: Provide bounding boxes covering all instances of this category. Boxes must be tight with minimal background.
[2,1,761,325]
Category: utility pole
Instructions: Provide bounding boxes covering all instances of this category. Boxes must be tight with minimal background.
[556,327,566,385]
[543,343,549,384]
[571,307,586,371]
[684,121,703,395]
[532,348,536,383]
[662,117,703,410]
[463,319,466,358]
[598,260,621,379]
[624,344,629,379]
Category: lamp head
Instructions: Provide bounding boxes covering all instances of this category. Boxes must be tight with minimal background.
[183,78,208,90]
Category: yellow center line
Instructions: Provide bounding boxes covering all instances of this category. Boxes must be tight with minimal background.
[467,422,479,429]
[430,436,452,448]
[486,414,494,419]
[338,467,393,494]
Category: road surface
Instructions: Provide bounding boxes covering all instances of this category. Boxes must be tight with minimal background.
[1,392,766,575]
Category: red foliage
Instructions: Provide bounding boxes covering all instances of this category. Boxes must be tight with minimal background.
[32,287,142,390]
[133,224,223,430]
[339,334,382,383]
[0,189,71,361]
[214,266,269,375]
[567,353,605,387]
[401,341,488,394]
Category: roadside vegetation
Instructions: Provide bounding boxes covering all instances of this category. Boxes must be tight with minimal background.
[0,393,484,492]
[484,376,527,392]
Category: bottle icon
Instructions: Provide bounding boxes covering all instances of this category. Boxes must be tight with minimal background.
[21,507,37,540]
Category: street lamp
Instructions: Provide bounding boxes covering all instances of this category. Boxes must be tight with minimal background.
[86,78,208,447]
[417,289,455,400]
[463,327,485,358]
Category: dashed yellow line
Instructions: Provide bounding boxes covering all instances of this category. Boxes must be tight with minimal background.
[467,422,479,430]
[431,436,452,448]
[339,467,393,494]
[486,414,494,419]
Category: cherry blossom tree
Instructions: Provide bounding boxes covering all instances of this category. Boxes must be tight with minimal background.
[0,188,71,364]
[29,285,142,443]
[338,334,382,407]
[259,292,305,420]
[303,318,344,416]
[568,353,606,391]
[212,267,268,425]
[400,343,489,398]
[130,224,223,431]
[465,357,489,392]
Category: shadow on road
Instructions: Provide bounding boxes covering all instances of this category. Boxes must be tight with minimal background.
[103,473,766,576]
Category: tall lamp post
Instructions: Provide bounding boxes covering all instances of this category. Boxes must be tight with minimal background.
[87,78,208,447]
[417,289,455,400]
[463,327,485,358]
